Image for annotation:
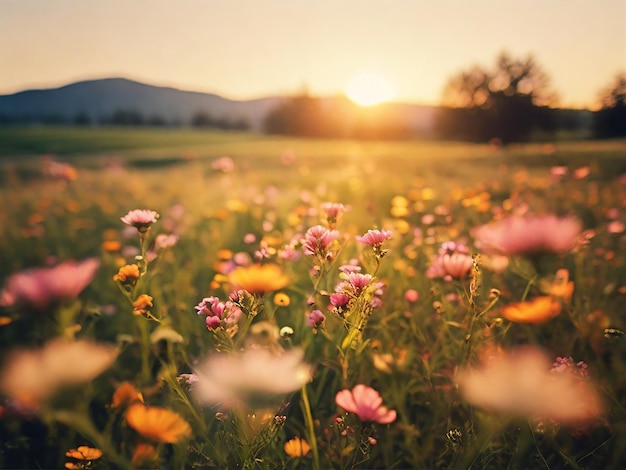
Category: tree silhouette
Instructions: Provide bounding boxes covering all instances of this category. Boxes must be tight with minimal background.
[437,52,558,143]
[594,73,626,138]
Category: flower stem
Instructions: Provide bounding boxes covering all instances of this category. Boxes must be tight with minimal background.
[301,384,320,470]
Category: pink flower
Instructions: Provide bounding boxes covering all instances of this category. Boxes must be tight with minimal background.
[427,242,473,280]
[335,384,397,424]
[456,347,602,424]
[356,229,392,247]
[321,202,350,220]
[0,259,100,310]
[301,225,340,259]
[471,215,582,256]
[306,309,326,328]
[404,289,419,302]
[120,209,159,232]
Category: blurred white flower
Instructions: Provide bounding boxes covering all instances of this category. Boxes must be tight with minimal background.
[192,347,312,409]
[456,346,602,424]
[0,338,118,409]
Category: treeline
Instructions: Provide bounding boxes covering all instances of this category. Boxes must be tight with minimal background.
[263,53,625,142]
[0,109,250,131]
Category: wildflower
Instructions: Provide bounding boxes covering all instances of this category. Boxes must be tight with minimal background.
[132,294,153,317]
[501,296,561,324]
[280,326,294,337]
[358,229,392,259]
[273,292,291,307]
[113,264,140,285]
[154,233,179,249]
[426,242,473,280]
[357,229,392,247]
[335,384,397,424]
[321,202,349,227]
[125,404,191,443]
[471,215,582,256]
[228,264,289,295]
[177,373,199,389]
[404,289,419,302]
[549,268,574,302]
[284,437,311,457]
[194,296,241,331]
[111,382,144,409]
[102,240,122,252]
[0,338,118,409]
[211,156,235,173]
[131,442,158,469]
[301,225,340,260]
[0,258,100,310]
[457,346,602,424]
[120,209,159,233]
[552,356,589,380]
[306,309,326,328]
[192,347,312,409]
[65,445,102,469]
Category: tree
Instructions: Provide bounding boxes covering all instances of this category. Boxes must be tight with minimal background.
[594,73,626,138]
[437,52,558,143]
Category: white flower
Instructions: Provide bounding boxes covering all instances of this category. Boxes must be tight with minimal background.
[193,347,311,409]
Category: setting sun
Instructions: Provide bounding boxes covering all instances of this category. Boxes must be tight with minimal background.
[344,72,396,107]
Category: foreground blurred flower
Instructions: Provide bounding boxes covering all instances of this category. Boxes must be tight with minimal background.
[125,403,191,443]
[335,384,397,424]
[228,264,289,295]
[457,347,602,424]
[0,258,100,310]
[471,215,582,256]
[120,209,159,233]
[284,437,311,457]
[0,338,118,408]
[131,442,158,468]
[192,347,312,409]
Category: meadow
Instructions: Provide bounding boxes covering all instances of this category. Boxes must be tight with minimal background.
[0,127,625,469]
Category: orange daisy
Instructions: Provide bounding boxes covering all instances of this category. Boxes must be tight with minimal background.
[501,296,561,324]
[125,404,191,443]
[228,264,289,295]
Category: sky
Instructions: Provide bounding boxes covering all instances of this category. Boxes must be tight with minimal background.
[1,0,625,108]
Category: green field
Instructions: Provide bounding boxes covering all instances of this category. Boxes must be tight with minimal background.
[1,127,625,469]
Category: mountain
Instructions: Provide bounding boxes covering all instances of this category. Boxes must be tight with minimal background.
[0,78,283,130]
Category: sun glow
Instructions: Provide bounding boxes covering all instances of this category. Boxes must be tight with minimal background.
[344,72,396,107]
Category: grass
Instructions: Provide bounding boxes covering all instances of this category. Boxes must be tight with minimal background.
[0,127,625,469]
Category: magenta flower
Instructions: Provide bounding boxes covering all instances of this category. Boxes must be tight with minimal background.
[301,225,340,259]
[335,384,397,424]
[471,215,582,256]
[357,229,392,247]
[306,309,326,328]
[121,209,159,232]
[0,259,100,310]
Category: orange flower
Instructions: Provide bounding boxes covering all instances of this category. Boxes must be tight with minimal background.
[111,382,144,409]
[125,404,191,443]
[65,446,102,461]
[273,292,291,307]
[228,264,289,295]
[113,264,140,285]
[550,269,574,303]
[132,294,153,317]
[102,240,122,252]
[131,442,158,468]
[284,437,311,457]
[501,296,561,324]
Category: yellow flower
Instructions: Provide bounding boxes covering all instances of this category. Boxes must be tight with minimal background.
[273,292,291,307]
[113,264,140,284]
[228,264,289,295]
[284,437,311,457]
[125,404,191,443]
[501,296,561,324]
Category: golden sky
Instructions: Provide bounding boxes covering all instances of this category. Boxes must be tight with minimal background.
[1,0,625,108]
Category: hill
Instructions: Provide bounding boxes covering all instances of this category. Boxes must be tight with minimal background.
[0,78,283,130]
